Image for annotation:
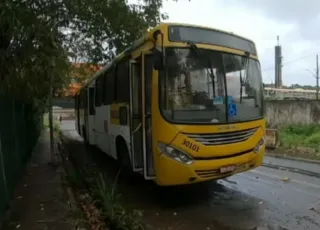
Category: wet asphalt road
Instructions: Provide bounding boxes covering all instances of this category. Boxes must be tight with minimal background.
[60,120,320,230]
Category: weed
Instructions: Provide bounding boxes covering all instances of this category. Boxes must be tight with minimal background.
[95,172,144,230]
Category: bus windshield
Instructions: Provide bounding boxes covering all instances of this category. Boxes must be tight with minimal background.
[159,48,264,124]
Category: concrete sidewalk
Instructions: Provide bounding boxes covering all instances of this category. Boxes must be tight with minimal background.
[0,131,75,230]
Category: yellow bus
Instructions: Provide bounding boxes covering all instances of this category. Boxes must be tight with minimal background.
[74,23,265,186]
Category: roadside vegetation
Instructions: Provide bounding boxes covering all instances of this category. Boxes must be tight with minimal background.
[275,124,320,160]
[57,132,144,230]
[96,173,144,230]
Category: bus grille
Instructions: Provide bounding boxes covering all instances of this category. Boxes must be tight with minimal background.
[195,169,231,178]
[185,128,258,146]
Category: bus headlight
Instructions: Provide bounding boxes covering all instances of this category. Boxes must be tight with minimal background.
[253,137,264,153]
[158,143,194,165]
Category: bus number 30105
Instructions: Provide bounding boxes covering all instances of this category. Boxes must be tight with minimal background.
[182,139,200,152]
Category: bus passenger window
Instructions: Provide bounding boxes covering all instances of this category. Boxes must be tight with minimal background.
[105,69,115,105]
[95,76,104,107]
[89,88,95,115]
[115,59,130,103]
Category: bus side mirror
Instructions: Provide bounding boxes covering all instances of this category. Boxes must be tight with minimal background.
[153,49,164,70]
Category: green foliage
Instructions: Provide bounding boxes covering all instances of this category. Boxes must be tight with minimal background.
[279,124,320,150]
[0,0,71,113]
[1,0,174,112]
[66,0,168,64]
[95,172,144,230]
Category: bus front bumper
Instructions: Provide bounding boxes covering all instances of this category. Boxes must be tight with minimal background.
[155,148,265,186]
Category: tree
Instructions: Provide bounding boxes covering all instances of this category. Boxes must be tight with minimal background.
[0,0,177,110]
[0,0,71,112]
[66,0,168,64]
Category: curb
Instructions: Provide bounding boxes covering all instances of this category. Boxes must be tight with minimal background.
[262,163,320,179]
[265,153,320,165]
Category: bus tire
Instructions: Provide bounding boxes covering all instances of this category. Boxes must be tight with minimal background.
[116,137,132,172]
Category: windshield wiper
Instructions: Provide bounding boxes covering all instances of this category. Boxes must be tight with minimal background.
[186,41,216,98]
[240,52,250,103]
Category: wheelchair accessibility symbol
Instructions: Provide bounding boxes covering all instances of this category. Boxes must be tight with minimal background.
[228,103,237,116]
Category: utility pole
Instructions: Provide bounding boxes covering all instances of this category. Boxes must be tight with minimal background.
[317,54,319,100]
[274,36,282,88]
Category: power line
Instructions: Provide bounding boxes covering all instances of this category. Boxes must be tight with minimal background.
[262,52,319,72]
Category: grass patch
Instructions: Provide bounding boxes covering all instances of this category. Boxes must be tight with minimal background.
[275,124,320,160]
[279,124,320,150]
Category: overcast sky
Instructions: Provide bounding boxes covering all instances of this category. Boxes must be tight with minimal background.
[160,0,320,86]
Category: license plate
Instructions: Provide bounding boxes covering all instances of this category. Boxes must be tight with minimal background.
[220,165,236,173]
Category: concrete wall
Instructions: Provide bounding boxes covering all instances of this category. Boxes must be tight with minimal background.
[266,100,320,128]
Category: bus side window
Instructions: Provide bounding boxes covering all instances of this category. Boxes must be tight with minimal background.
[105,69,115,105]
[89,88,95,115]
[74,96,77,110]
[95,76,104,107]
[115,59,130,103]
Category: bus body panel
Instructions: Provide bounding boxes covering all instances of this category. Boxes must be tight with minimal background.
[109,103,131,160]
[94,105,112,155]
[155,147,264,186]
[169,122,265,158]
[89,103,131,161]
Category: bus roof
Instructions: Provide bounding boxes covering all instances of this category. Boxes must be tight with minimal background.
[163,22,255,44]
[77,22,256,93]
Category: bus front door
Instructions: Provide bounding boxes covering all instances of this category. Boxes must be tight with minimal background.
[142,52,155,179]
[130,52,155,179]
[130,59,144,172]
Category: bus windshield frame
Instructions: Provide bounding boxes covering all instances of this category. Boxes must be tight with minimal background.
[158,47,264,125]
[168,25,257,55]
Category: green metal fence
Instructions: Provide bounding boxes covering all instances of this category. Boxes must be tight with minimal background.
[0,95,42,218]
